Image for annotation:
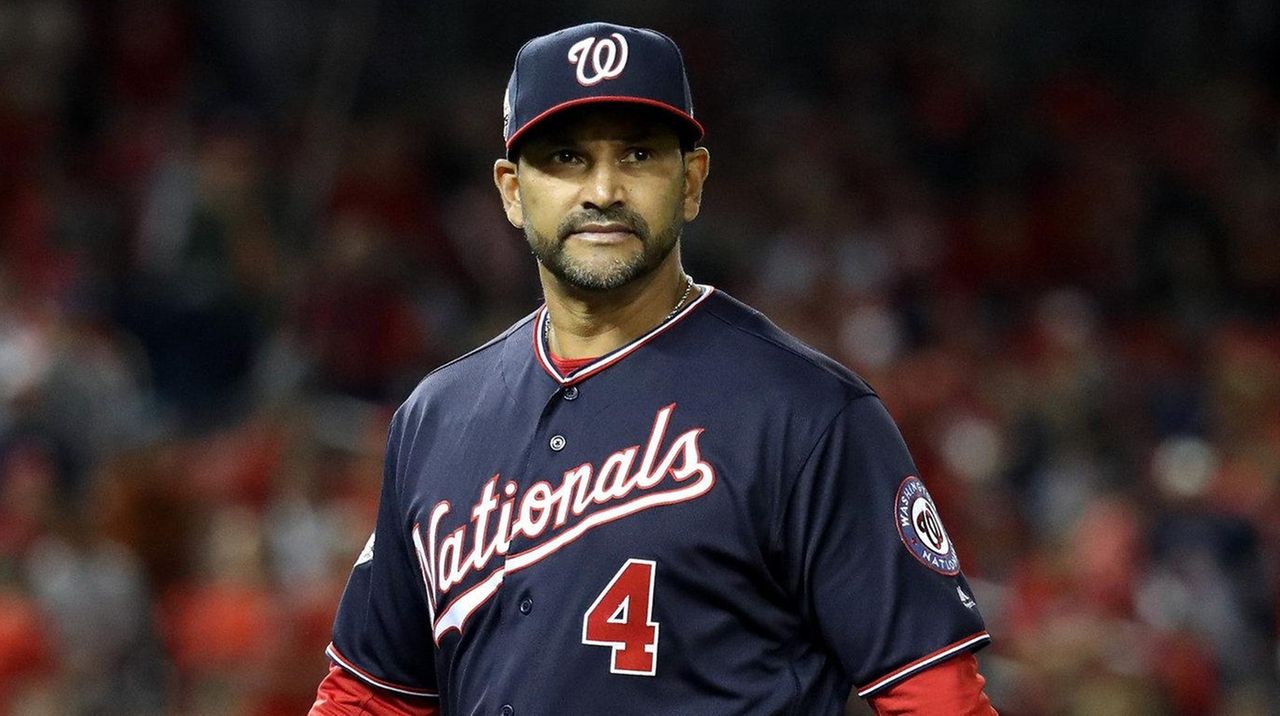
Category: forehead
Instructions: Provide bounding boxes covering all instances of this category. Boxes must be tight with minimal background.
[520,104,684,146]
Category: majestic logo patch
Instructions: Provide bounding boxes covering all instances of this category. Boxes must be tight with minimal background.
[895,476,959,575]
[355,533,375,565]
[502,87,511,135]
[567,33,629,86]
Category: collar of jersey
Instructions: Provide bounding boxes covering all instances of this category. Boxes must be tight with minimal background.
[533,284,715,386]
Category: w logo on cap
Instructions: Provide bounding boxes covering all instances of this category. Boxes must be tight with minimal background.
[567,33,629,86]
[503,23,703,153]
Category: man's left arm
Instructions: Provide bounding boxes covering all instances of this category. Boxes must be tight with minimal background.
[774,393,995,711]
[867,652,995,715]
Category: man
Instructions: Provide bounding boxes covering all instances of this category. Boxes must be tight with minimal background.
[311,22,997,715]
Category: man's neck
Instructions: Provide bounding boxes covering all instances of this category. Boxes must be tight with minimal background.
[540,260,692,360]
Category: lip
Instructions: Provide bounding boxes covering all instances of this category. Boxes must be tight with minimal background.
[566,223,637,244]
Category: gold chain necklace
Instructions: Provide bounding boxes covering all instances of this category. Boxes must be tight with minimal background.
[665,274,697,321]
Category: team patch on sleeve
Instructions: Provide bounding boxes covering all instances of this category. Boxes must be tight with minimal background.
[895,476,959,575]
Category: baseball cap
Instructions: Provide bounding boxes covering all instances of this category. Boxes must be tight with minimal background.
[503,22,705,157]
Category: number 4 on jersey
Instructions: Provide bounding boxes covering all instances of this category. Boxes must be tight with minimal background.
[582,559,660,676]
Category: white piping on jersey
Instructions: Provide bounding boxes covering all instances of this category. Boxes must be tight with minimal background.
[534,284,716,384]
[325,642,440,698]
[855,631,992,697]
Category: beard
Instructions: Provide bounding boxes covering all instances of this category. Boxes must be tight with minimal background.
[525,203,684,292]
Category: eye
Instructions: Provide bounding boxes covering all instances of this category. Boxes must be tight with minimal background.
[552,149,581,164]
[624,147,652,162]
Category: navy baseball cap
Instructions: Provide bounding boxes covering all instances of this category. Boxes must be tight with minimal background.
[503,22,705,156]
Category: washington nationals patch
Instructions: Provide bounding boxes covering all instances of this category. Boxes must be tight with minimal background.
[895,476,959,575]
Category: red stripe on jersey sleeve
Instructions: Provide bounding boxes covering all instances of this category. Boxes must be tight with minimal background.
[310,664,441,716]
[867,652,997,715]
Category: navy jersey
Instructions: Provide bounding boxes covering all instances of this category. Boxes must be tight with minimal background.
[327,287,989,714]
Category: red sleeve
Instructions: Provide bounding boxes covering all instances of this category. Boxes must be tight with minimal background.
[310,664,441,716]
[867,653,997,715]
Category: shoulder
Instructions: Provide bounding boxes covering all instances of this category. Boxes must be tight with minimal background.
[691,289,875,405]
[395,309,536,418]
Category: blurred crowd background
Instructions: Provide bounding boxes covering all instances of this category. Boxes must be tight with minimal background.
[1,1,1278,714]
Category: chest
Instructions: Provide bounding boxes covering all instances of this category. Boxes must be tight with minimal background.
[385,327,855,713]
[410,384,788,630]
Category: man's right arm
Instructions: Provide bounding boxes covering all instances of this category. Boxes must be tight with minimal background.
[315,405,442,713]
[310,664,440,716]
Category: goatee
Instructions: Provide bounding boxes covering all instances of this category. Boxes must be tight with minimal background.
[526,205,684,291]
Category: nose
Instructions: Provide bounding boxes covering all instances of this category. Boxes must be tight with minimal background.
[581,159,625,210]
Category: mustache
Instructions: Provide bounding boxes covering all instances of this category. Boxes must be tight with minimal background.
[557,208,649,240]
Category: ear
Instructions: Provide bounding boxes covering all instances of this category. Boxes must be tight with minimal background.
[681,147,710,222]
[493,158,524,228]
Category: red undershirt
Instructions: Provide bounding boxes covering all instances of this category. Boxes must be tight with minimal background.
[550,350,597,376]
[310,653,996,715]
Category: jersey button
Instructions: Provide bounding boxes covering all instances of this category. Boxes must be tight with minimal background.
[500,705,514,716]
[519,597,533,614]
[549,435,566,451]
[563,385,579,400]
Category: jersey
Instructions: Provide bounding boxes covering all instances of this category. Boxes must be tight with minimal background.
[326,286,990,714]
